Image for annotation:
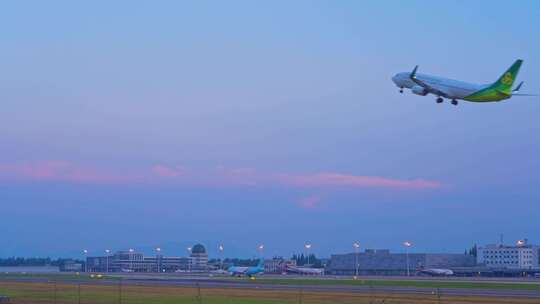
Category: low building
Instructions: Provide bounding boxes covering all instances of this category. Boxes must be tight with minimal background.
[327,249,475,276]
[477,240,540,270]
[85,250,189,273]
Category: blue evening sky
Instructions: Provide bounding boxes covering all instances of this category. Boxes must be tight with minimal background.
[0,1,539,258]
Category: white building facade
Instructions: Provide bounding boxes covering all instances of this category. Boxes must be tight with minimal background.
[477,241,540,269]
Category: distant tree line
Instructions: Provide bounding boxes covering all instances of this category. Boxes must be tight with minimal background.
[464,244,477,257]
[291,253,323,268]
[468,244,478,258]
[0,257,79,267]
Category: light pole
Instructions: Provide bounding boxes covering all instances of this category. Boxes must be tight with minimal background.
[353,242,360,279]
[218,244,224,270]
[83,250,88,273]
[129,248,134,272]
[304,243,312,266]
[258,244,265,272]
[155,247,161,273]
[187,247,192,272]
[403,241,412,276]
[105,249,110,273]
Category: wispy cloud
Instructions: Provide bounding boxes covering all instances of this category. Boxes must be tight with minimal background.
[0,161,131,183]
[151,165,187,178]
[0,161,444,191]
[274,173,442,190]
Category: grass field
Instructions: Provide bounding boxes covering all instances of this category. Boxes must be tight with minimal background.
[1,280,540,304]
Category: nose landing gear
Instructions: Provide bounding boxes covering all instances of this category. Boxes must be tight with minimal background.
[399,87,403,93]
[451,99,458,106]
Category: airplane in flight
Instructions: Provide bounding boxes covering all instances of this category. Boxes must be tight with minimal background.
[392,59,534,105]
[227,259,265,278]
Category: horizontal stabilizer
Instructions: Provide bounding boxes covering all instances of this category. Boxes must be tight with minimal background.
[512,93,537,96]
[513,81,524,92]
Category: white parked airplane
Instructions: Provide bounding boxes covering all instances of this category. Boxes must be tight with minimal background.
[417,267,454,276]
[285,265,324,275]
[392,59,534,105]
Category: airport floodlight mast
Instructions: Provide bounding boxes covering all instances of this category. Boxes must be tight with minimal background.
[305,243,312,266]
[187,247,192,272]
[258,244,265,258]
[403,241,413,277]
[105,249,111,273]
[129,248,134,271]
[353,242,360,279]
[155,247,161,272]
[83,249,88,273]
[218,244,224,270]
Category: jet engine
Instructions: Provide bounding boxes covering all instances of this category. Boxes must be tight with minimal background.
[411,85,428,96]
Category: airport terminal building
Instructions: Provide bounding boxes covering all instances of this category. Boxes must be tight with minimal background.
[86,250,190,273]
[327,249,475,276]
[85,244,208,273]
[477,240,540,270]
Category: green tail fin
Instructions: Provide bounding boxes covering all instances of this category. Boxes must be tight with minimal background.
[491,59,523,94]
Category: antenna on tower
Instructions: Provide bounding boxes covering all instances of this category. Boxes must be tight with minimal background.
[499,233,504,247]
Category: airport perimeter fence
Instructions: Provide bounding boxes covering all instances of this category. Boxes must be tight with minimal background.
[0,278,525,304]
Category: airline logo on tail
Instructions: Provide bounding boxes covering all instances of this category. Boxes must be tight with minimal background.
[490,59,523,96]
[501,72,513,86]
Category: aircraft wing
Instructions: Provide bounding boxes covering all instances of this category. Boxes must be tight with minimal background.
[410,66,451,98]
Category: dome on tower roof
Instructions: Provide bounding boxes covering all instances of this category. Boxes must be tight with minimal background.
[191,244,206,254]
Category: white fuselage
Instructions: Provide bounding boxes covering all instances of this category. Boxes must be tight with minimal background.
[418,268,454,276]
[286,265,324,275]
[392,72,487,100]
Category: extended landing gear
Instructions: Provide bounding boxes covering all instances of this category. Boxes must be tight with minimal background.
[451,99,458,106]
[399,87,403,93]
[436,97,444,103]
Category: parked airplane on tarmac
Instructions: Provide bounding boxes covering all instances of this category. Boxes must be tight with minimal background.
[417,267,454,276]
[228,259,265,277]
[286,265,324,275]
[392,59,535,105]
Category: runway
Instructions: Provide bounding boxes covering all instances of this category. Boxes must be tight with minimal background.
[3,274,540,299]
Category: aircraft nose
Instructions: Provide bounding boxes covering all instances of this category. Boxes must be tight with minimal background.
[391,74,399,84]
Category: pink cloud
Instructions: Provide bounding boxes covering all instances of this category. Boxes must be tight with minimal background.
[0,161,130,184]
[275,173,442,190]
[151,165,186,178]
[0,162,445,191]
